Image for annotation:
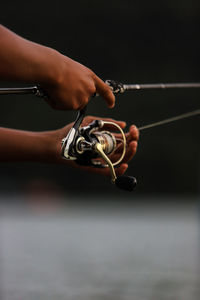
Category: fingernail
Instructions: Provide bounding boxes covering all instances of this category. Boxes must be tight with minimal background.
[123,163,128,170]
[131,125,139,132]
[109,103,115,108]
[131,125,137,129]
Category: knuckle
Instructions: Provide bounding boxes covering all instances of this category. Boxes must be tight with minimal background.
[72,98,87,110]
[71,102,79,110]
[88,84,96,95]
[82,95,89,105]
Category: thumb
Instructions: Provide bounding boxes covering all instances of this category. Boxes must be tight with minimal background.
[94,75,115,108]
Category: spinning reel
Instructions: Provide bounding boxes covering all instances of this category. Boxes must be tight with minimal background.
[61,107,137,191]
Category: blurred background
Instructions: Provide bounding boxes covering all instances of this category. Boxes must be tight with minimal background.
[0,1,200,299]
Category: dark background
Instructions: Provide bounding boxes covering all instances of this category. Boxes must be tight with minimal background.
[0,0,200,197]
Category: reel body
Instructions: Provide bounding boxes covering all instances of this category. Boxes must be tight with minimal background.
[61,108,137,191]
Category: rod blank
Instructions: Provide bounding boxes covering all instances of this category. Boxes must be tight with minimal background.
[123,82,200,91]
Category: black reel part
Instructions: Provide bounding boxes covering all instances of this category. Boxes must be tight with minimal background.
[115,176,137,191]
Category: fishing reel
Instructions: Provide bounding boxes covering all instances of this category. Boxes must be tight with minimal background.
[61,107,137,191]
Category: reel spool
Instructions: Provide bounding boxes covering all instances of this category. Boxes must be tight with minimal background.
[61,108,137,191]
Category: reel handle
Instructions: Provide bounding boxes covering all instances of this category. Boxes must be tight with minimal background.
[94,143,137,191]
[115,176,137,191]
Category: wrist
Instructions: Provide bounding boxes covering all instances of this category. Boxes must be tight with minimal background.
[36,131,60,163]
[39,127,71,164]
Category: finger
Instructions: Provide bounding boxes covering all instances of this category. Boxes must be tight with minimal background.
[126,125,139,142]
[113,126,139,145]
[84,163,128,177]
[94,75,115,108]
[69,159,128,177]
[115,163,128,176]
[110,141,137,163]
[122,141,138,163]
[102,121,126,131]
[83,116,126,129]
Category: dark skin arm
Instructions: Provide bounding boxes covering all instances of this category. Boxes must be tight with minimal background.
[0,26,139,176]
[0,116,139,177]
[0,25,115,110]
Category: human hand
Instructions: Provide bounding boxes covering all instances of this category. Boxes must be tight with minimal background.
[49,116,139,177]
[41,52,115,110]
[0,25,114,111]
[0,115,138,180]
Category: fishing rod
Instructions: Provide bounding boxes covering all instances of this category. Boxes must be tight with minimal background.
[1,80,200,95]
[1,80,199,191]
[0,86,45,96]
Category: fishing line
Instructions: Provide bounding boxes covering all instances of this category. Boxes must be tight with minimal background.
[138,109,200,131]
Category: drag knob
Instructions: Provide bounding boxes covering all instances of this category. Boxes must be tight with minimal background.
[115,176,137,191]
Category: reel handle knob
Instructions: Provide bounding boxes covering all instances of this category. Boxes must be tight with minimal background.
[115,176,137,191]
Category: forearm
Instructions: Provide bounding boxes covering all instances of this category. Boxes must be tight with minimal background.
[0,127,56,162]
[0,25,115,110]
[0,25,58,85]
